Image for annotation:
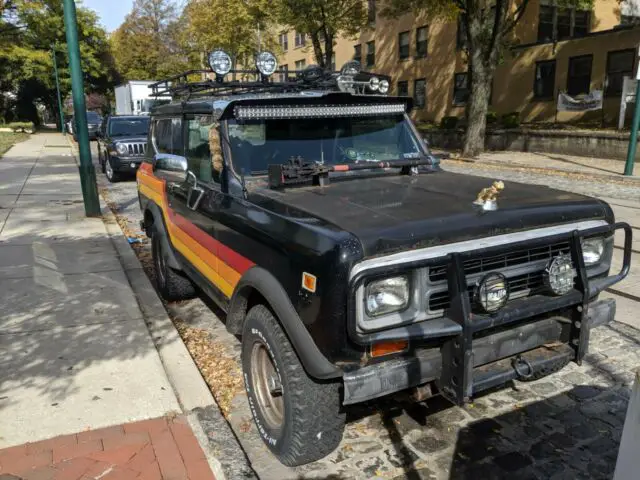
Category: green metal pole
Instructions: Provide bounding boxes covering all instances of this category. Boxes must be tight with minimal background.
[51,45,66,135]
[62,0,100,216]
[624,78,640,176]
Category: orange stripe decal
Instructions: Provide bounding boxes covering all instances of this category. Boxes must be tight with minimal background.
[137,164,254,297]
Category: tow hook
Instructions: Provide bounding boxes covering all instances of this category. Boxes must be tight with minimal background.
[512,355,534,380]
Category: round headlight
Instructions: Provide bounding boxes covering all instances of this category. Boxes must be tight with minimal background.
[378,79,389,94]
[581,237,605,266]
[341,60,361,76]
[208,49,232,76]
[116,143,128,156]
[475,272,509,313]
[545,254,576,296]
[365,276,410,317]
[256,51,277,76]
[369,76,380,91]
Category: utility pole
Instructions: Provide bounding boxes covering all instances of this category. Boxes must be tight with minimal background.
[51,45,65,135]
[624,45,640,176]
[62,0,101,216]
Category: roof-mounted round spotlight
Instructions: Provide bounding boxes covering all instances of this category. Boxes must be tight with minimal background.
[302,65,324,83]
[208,49,232,76]
[256,51,277,76]
[369,76,380,91]
[378,79,390,94]
[341,60,361,76]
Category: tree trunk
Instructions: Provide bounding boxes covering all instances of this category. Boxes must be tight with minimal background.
[463,65,492,158]
[310,33,325,68]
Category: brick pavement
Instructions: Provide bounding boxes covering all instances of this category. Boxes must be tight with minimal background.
[0,416,215,480]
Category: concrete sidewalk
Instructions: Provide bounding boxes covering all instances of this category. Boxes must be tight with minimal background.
[0,132,218,479]
[455,150,640,181]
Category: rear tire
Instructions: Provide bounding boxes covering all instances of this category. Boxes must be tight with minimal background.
[242,305,345,466]
[151,226,196,301]
[98,148,106,173]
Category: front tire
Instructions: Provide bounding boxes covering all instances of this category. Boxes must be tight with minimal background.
[242,305,345,466]
[151,226,196,301]
[104,157,120,183]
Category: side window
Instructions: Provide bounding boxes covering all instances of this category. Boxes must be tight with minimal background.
[154,119,173,153]
[171,118,183,156]
[186,116,220,183]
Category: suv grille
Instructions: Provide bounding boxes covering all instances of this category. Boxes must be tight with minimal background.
[427,241,570,313]
[123,143,146,156]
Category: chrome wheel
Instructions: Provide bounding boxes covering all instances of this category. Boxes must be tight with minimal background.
[105,158,114,180]
[250,341,284,430]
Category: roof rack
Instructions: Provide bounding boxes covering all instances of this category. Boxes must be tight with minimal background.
[149,52,391,100]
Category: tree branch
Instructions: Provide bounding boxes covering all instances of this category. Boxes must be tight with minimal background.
[501,0,531,34]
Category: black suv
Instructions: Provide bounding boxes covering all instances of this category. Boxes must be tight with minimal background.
[137,51,632,466]
[71,111,102,141]
[97,115,150,182]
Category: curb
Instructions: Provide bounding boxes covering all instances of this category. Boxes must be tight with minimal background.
[66,134,256,480]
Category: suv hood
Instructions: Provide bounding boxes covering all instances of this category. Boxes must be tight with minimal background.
[256,171,611,258]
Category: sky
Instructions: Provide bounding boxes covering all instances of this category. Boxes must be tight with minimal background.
[82,0,134,32]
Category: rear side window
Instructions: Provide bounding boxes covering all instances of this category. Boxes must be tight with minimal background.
[153,117,183,155]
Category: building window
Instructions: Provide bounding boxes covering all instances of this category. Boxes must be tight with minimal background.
[622,15,640,25]
[414,79,426,108]
[354,44,362,64]
[397,81,409,97]
[416,26,428,57]
[534,60,556,99]
[366,41,375,68]
[398,31,410,60]
[279,64,289,82]
[453,73,469,105]
[331,53,336,71]
[537,5,591,42]
[279,33,288,52]
[567,55,593,96]
[606,49,635,96]
[295,31,306,48]
[294,59,306,70]
[457,15,468,50]
[368,0,376,24]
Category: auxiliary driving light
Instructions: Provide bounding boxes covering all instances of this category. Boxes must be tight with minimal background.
[208,49,232,76]
[475,272,509,313]
[545,254,576,296]
[378,79,390,94]
[369,76,380,91]
[341,60,361,76]
[256,51,277,76]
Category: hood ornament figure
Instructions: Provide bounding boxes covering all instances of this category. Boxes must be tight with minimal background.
[473,180,504,211]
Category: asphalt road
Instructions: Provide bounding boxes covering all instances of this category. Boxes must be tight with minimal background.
[92,142,640,480]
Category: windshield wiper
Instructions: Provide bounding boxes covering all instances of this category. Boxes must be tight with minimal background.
[268,156,436,189]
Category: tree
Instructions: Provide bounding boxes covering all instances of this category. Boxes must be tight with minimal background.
[111,0,193,81]
[383,0,591,157]
[272,0,369,69]
[0,0,117,124]
[181,0,274,71]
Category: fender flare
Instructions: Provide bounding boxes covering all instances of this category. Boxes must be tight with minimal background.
[228,266,342,380]
[143,201,182,270]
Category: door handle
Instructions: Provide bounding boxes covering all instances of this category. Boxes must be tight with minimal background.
[185,171,204,210]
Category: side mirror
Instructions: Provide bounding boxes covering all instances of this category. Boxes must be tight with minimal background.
[153,153,188,184]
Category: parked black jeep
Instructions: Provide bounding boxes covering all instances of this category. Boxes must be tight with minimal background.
[97,115,150,182]
[137,51,632,467]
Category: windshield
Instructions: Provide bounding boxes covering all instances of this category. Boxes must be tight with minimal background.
[109,117,150,137]
[86,112,101,122]
[227,114,425,176]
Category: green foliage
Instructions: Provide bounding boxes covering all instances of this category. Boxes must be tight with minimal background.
[0,0,117,125]
[182,0,274,70]
[486,110,498,124]
[271,0,370,68]
[111,0,195,81]
[4,122,35,132]
[440,116,459,130]
[0,132,30,157]
[500,112,520,129]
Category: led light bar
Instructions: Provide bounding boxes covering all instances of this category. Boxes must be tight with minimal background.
[234,103,406,120]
